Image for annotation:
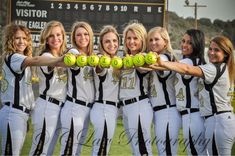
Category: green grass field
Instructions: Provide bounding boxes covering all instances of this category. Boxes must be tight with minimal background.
[1,116,235,155]
[0,118,188,155]
[0,84,235,155]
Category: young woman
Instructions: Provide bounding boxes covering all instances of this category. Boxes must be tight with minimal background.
[60,21,95,156]
[173,29,207,155]
[147,27,182,156]
[29,20,67,156]
[0,23,63,155]
[119,22,153,156]
[90,25,121,155]
[157,36,235,155]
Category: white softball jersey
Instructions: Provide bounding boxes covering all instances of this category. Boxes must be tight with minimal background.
[94,68,120,102]
[120,68,153,155]
[29,52,67,156]
[199,63,233,116]
[60,48,95,156]
[149,53,181,156]
[90,67,120,155]
[198,63,235,155]
[149,54,176,106]
[37,52,67,102]
[0,53,33,155]
[66,66,95,103]
[175,58,201,111]
[119,68,149,100]
[173,57,207,155]
[1,53,34,109]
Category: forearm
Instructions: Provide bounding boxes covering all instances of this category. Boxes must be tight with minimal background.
[23,55,63,68]
[159,60,203,78]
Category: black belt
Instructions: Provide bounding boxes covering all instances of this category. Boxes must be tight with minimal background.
[205,110,232,119]
[180,108,199,116]
[40,94,63,106]
[120,95,148,106]
[66,96,93,108]
[5,102,30,114]
[153,104,176,112]
[95,100,120,108]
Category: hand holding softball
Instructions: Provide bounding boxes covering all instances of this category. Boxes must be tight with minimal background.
[145,51,160,65]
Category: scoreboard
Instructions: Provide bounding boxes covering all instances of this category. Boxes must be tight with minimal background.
[8,0,166,47]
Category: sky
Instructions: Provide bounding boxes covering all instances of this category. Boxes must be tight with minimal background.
[168,0,235,22]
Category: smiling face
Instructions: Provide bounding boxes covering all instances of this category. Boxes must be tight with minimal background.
[47,26,63,54]
[13,30,28,54]
[181,34,193,57]
[74,27,90,53]
[102,32,119,57]
[125,30,142,55]
[208,41,226,63]
[148,31,166,54]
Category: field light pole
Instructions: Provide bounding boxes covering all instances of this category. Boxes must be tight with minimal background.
[184,1,207,29]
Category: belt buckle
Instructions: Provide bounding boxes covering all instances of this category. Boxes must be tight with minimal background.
[130,98,137,104]
[48,97,53,103]
[70,97,75,103]
[22,106,26,112]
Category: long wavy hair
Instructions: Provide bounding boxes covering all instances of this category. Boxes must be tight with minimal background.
[2,23,32,57]
[147,26,176,61]
[71,21,94,56]
[210,36,235,84]
[39,20,67,56]
[184,29,206,64]
[123,22,147,55]
[98,25,120,55]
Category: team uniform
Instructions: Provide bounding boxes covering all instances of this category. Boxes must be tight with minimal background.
[198,63,235,155]
[90,67,120,155]
[0,53,34,155]
[29,52,67,155]
[119,68,153,156]
[60,48,95,156]
[175,58,207,155]
[149,54,182,156]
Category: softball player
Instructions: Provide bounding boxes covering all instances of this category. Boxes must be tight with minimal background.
[147,27,182,156]
[90,25,121,155]
[120,22,153,156]
[29,21,67,156]
[198,36,235,155]
[60,21,95,156]
[0,23,63,155]
[174,29,207,155]
[157,36,235,155]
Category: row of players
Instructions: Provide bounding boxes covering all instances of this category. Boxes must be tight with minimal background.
[0,20,235,156]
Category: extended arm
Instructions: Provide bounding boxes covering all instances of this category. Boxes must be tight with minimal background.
[158,58,204,78]
[22,55,64,69]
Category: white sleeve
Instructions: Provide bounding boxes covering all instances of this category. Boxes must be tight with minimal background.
[179,58,194,79]
[68,48,80,55]
[10,53,27,73]
[40,53,55,73]
[199,63,217,84]
[157,54,171,77]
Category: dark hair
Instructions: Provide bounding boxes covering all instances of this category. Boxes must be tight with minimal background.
[185,29,205,64]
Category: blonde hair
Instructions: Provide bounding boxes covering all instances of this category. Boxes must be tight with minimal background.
[39,20,67,56]
[71,21,94,56]
[98,25,120,55]
[210,36,235,84]
[147,26,176,61]
[123,22,147,55]
[2,23,32,57]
